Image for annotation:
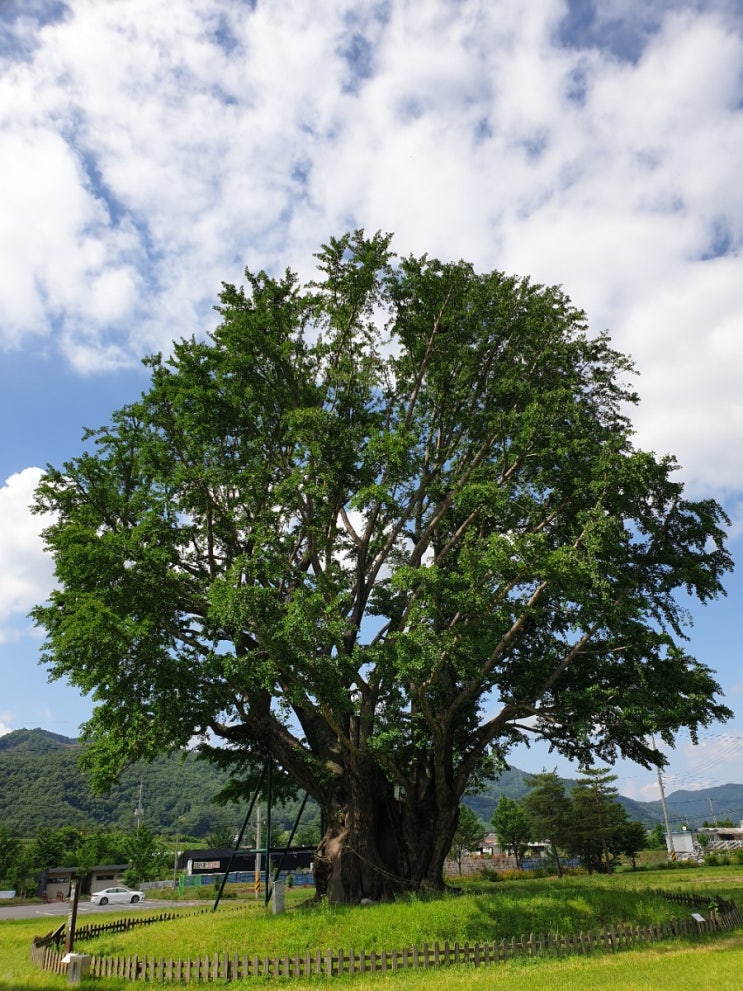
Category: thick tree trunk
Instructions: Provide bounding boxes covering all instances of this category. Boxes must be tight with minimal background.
[312,772,459,904]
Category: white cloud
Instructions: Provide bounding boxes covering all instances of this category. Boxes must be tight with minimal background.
[0,469,54,640]
[661,732,743,792]
[0,0,742,498]
[618,729,743,801]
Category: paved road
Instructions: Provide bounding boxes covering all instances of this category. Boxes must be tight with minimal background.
[0,898,203,922]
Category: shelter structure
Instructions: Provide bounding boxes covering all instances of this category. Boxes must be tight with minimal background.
[38,864,129,901]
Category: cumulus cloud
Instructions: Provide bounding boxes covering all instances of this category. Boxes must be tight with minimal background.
[0,469,55,641]
[617,730,743,802]
[663,732,743,792]
[0,0,741,496]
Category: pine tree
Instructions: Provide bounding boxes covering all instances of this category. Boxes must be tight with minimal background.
[568,768,628,873]
[522,770,572,877]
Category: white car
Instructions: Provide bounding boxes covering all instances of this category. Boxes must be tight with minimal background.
[90,885,145,906]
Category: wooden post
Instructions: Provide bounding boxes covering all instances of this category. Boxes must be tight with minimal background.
[64,878,81,955]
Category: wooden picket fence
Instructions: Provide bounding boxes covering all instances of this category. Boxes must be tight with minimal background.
[76,910,197,941]
[31,896,741,983]
[656,889,736,912]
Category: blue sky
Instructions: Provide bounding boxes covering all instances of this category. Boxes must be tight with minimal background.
[1,0,742,804]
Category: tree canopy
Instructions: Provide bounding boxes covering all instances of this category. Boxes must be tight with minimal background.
[32,231,732,901]
[523,770,572,877]
[491,795,532,869]
[567,767,631,873]
[448,804,487,874]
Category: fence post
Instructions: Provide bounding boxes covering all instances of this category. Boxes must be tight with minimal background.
[272,879,285,914]
[65,953,90,985]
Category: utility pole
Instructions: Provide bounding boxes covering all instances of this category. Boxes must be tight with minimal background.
[173,816,184,885]
[254,807,262,899]
[134,776,144,831]
[652,738,674,859]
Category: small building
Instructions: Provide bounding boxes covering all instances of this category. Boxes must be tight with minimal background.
[38,867,76,902]
[480,832,549,861]
[479,832,499,856]
[668,831,696,857]
[696,824,743,848]
[178,848,254,876]
[38,863,129,901]
[88,864,129,894]
[177,846,313,877]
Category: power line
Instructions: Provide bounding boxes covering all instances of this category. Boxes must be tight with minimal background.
[618,731,742,792]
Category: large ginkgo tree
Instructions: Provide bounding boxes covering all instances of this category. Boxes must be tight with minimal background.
[32,231,732,902]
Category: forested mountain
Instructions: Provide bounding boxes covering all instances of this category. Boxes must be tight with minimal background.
[467,772,743,830]
[464,766,743,830]
[0,729,239,837]
[1,729,741,837]
[0,728,77,753]
[462,767,577,822]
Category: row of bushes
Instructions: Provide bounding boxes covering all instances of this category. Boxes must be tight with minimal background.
[704,849,743,867]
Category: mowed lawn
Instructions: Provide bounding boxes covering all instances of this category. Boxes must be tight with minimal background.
[3,867,743,990]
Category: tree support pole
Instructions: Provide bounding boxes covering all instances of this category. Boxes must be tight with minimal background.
[272,791,310,885]
[212,759,269,912]
[264,755,273,906]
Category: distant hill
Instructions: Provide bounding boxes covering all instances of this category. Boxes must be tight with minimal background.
[462,767,577,823]
[463,770,743,831]
[0,727,78,753]
[1,728,741,837]
[0,728,237,838]
[658,785,743,830]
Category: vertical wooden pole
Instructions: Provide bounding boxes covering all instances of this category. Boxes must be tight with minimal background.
[64,878,81,954]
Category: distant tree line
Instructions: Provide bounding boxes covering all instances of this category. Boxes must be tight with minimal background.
[0,813,324,897]
[0,823,159,895]
[449,768,651,875]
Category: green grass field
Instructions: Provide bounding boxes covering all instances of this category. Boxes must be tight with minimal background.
[3,866,742,990]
